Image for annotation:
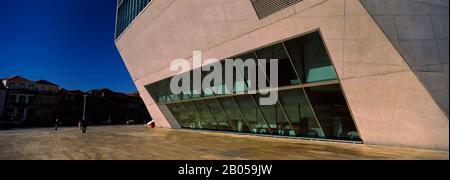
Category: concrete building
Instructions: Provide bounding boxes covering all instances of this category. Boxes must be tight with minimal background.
[114,0,449,150]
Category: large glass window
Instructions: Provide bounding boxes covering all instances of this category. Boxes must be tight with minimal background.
[284,32,337,84]
[204,99,234,131]
[305,84,360,141]
[233,53,259,93]
[191,101,219,130]
[256,43,300,87]
[167,104,189,128]
[145,78,167,103]
[179,103,202,129]
[254,93,295,136]
[278,89,325,138]
[217,97,251,133]
[116,0,152,39]
[148,31,361,142]
[233,95,270,135]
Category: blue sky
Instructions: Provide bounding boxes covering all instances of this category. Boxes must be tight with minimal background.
[0,0,136,93]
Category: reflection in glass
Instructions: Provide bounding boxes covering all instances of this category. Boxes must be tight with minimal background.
[167,104,184,127]
[305,84,360,141]
[254,94,295,136]
[191,69,203,99]
[284,32,337,84]
[147,31,361,142]
[256,43,300,87]
[192,101,219,130]
[116,0,152,38]
[233,95,270,135]
[167,103,193,129]
[278,89,325,138]
[204,99,234,131]
[202,61,223,97]
[233,53,259,92]
[181,102,204,129]
[217,97,251,133]
[145,78,171,103]
[175,71,192,100]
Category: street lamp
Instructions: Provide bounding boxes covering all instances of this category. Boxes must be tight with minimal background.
[82,94,87,121]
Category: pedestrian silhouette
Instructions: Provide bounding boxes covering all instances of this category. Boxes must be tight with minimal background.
[54,119,59,131]
[78,120,82,132]
[81,120,87,134]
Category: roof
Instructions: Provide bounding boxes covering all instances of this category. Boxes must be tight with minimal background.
[87,88,129,97]
[87,88,114,94]
[128,92,140,97]
[35,80,59,87]
[59,88,85,96]
[0,76,33,83]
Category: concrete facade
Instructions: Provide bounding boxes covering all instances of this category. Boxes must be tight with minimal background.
[115,0,449,150]
[360,0,449,118]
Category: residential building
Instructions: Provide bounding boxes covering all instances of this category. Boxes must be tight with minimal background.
[1,76,36,123]
[0,83,6,120]
[85,88,150,124]
[32,80,60,126]
[127,92,151,124]
[57,89,85,126]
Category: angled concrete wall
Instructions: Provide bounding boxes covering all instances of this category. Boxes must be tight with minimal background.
[360,0,449,117]
[116,0,449,150]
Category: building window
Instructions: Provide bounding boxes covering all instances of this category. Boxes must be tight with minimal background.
[7,108,15,118]
[233,95,270,135]
[115,0,152,39]
[17,108,24,120]
[256,43,301,87]
[218,97,251,133]
[146,31,360,141]
[204,99,234,131]
[19,96,26,104]
[19,84,25,89]
[8,95,17,104]
[278,89,324,138]
[305,85,360,141]
[8,82,15,89]
[284,32,337,83]
[28,96,35,105]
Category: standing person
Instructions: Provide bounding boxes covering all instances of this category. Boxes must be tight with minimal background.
[81,120,87,134]
[78,120,82,132]
[54,118,59,131]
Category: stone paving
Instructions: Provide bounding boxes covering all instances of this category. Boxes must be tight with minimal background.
[0,125,447,160]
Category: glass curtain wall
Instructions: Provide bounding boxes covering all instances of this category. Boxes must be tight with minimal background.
[116,0,152,39]
[146,31,361,141]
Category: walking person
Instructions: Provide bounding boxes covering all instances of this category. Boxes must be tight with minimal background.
[81,120,87,134]
[54,118,59,131]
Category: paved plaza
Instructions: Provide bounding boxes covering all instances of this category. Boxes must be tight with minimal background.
[0,125,448,160]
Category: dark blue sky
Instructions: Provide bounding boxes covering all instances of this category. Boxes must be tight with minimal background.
[0,0,136,93]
